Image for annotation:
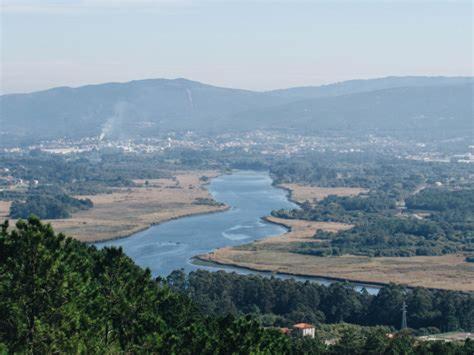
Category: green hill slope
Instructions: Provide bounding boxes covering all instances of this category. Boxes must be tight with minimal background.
[1,217,473,353]
[1,77,471,143]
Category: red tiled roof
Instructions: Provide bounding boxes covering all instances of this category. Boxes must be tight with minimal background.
[293,323,314,329]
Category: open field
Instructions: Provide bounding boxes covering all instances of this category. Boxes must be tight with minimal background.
[200,213,474,291]
[201,247,474,291]
[35,171,228,242]
[259,216,352,244]
[279,183,368,204]
[418,332,473,342]
[0,201,11,220]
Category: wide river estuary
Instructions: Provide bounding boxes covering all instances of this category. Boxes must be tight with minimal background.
[96,170,379,294]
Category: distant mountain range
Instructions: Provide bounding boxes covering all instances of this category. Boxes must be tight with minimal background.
[1,76,472,144]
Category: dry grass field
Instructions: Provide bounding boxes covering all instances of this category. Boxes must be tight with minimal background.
[418,332,473,342]
[200,196,473,291]
[201,248,473,291]
[0,201,11,219]
[26,171,228,242]
[280,183,368,204]
[260,216,353,244]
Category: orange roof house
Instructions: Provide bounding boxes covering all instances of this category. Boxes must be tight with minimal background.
[293,323,315,338]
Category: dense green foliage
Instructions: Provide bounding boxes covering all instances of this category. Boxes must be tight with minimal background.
[406,188,474,213]
[271,157,473,257]
[10,186,93,219]
[193,197,225,207]
[0,152,172,194]
[1,218,472,353]
[270,156,472,192]
[2,78,472,144]
[273,192,396,224]
[296,214,470,257]
[167,270,474,333]
[406,189,474,247]
[274,190,473,257]
[0,217,297,353]
[0,151,183,219]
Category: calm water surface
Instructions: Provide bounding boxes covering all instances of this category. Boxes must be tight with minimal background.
[96,170,380,294]
[96,171,295,276]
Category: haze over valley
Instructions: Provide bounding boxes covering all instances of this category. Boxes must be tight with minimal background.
[1,0,473,353]
[1,76,472,145]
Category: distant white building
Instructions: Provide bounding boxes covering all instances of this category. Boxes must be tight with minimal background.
[293,323,315,338]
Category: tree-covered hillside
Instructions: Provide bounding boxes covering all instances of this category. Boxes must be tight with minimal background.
[0,217,293,353]
[1,77,471,144]
[168,269,474,332]
[10,185,93,219]
[1,217,473,353]
[0,78,282,143]
[233,84,473,138]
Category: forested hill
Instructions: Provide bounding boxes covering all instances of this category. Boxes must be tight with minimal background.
[232,83,473,138]
[0,217,292,353]
[0,78,284,142]
[1,217,473,353]
[1,76,472,144]
[267,76,474,99]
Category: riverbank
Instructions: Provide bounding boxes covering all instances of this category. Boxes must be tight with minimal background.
[199,184,474,292]
[198,247,473,292]
[194,254,388,289]
[47,171,228,242]
[94,170,297,277]
[277,183,368,205]
[200,220,474,292]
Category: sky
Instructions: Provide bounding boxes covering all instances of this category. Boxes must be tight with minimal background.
[1,0,473,94]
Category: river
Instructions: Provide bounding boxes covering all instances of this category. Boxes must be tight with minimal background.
[96,170,380,294]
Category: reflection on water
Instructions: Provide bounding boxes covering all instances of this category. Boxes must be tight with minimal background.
[96,171,295,276]
[96,170,380,294]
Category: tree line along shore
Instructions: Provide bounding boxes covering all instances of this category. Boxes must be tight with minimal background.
[1,217,472,353]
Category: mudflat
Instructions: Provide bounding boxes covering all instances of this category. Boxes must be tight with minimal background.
[45,171,227,242]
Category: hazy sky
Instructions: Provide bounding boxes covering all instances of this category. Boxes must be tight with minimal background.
[1,0,473,94]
